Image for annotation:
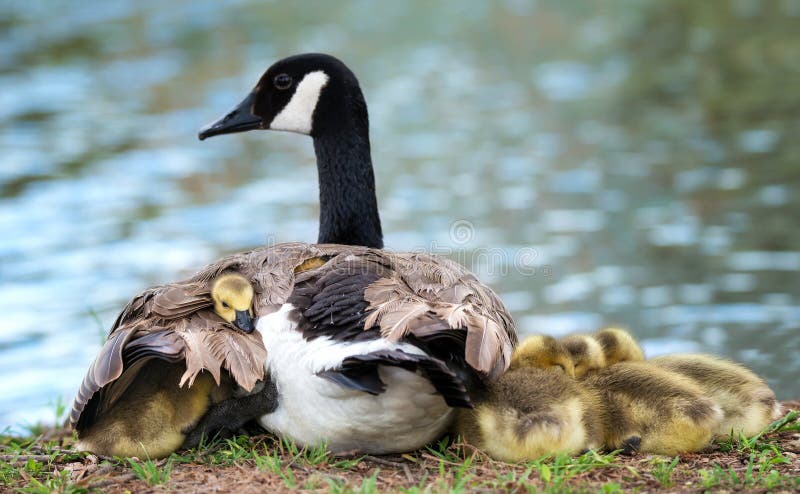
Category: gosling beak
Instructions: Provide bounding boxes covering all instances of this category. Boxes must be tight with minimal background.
[198,91,262,140]
[234,310,256,334]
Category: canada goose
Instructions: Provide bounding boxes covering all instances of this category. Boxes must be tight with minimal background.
[649,354,783,438]
[509,334,575,377]
[455,336,602,461]
[73,273,266,457]
[72,54,517,457]
[559,334,606,378]
[583,362,723,455]
[199,53,382,249]
[190,53,517,453]
[593,327,644,366]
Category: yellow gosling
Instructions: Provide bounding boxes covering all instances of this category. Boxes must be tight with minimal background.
[583,362,723,455]
[211,273,256,332]
[456,336,602,461]
[560,334,606,377]
[455,367,603,462]
[76,273,257,458]
[509,335,576,377]
[75,361,228,458]
[649,354,783,438]
[593,327,644,366]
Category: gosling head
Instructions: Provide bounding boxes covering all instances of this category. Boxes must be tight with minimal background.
[198,53,363,140]
[510,335,576,377]
[211,273,255,333]
[561,335,606,378]
[594,327,644,366]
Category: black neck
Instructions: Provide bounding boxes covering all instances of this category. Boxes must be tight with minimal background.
[312,125,383,249]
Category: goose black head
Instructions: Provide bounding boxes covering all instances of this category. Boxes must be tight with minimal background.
[199,53,366,140]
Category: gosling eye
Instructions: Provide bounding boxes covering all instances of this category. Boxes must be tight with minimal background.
[222,301,230,309]
[274,73,293,90]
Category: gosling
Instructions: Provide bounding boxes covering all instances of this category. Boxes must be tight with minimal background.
[649,354,783,438]
[458,337,725,460]
[510,334,575,377]
[75,273,258,458]
[560,334,606,377]
[455,336,603,461]
[211,273,256,332]
[583,362,723,455]
[593,327,644,366]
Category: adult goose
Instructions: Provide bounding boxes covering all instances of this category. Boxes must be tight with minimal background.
[70,53,516,456]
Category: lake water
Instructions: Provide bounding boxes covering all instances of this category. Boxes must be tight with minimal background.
[1,0,799,430]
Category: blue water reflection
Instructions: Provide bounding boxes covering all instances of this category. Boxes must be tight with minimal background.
[1,0,798,429]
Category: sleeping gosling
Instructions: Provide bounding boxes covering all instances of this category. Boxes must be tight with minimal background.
[75,273,258,458]
[509,334,576,377]
[583,362,723,455]
[560,334,606,378]
[648,354,783,438]
[455,336,603,462]
[593,327,644,366]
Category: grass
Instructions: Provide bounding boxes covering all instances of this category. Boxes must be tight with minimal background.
[1,403,798,493]
[127,457,172,486]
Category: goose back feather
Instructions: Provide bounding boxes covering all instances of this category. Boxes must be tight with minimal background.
[70,242,516,433]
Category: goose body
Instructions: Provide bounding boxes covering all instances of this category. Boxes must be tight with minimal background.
[71,243,515,455]
[195,53,517,451]
[259,305,454,452]
[71,53,517,456]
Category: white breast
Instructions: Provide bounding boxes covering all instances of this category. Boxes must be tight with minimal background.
[255,304,454,453]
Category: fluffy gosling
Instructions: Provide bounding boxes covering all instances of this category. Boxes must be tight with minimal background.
[509,334,576,377]
[649,354,783,438]
[560,334,606,377]
[455,336,603,462]
[75,273,258,458]
[211,273,256,333]
[593,327,644,366]
[583,362,723,455]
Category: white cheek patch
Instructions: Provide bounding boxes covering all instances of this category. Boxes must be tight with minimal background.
[269,71,329,135]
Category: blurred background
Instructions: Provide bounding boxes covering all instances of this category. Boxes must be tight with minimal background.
[1,0,799,430]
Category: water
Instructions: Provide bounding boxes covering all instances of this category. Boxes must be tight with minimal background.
[1,0,799,430]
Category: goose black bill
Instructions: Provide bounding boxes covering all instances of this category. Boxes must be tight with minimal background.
[198,92,262,140]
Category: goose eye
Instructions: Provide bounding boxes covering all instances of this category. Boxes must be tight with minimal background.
[274,74,293,90]
[222,302,230,309]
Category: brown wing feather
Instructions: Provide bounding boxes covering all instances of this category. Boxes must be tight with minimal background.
[363,252,517,380]
[150,283,211,318]
[177,315,224,388]
[205,329,267,392]
[69,326,136,428]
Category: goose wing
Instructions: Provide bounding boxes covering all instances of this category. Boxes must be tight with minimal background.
[287,249,517,381]
[364,252,516,380]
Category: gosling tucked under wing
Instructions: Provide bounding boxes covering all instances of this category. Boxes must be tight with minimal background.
[71,273,266,457]
[198,53,517,452]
